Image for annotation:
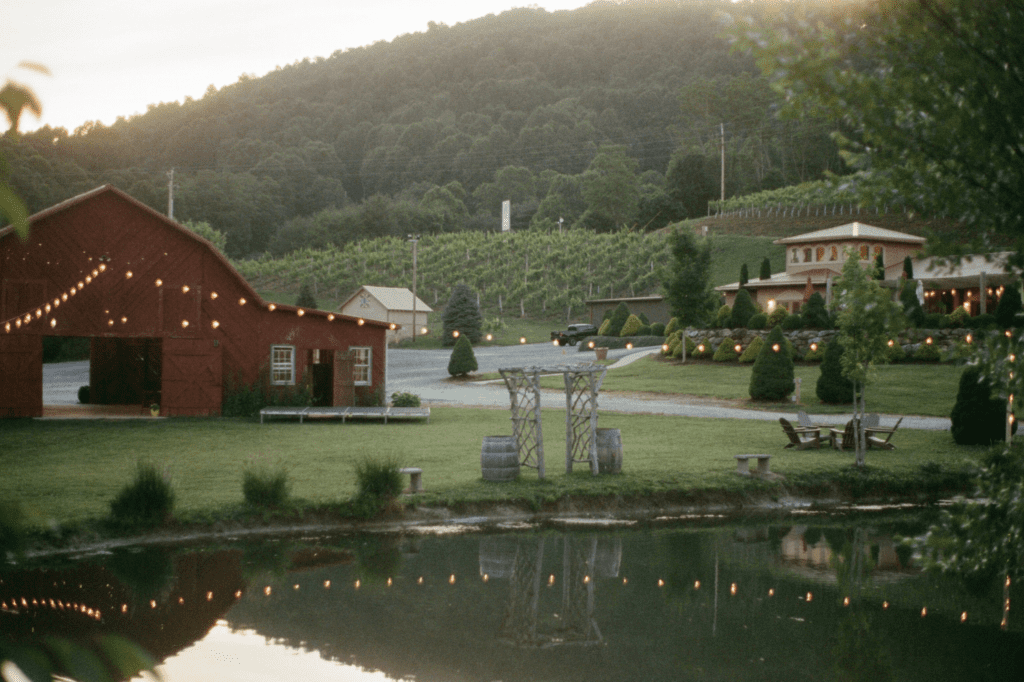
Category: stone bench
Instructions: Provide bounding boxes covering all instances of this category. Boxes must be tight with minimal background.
[734,454,771,476]
[399,467,423,493]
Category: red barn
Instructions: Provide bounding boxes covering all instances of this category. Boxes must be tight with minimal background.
[0,186,391,418]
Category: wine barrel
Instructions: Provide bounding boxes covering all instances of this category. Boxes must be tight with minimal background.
[481,435,520,481]
[596,428,623,474]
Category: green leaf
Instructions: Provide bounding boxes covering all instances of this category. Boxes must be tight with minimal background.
[0,183,30,240]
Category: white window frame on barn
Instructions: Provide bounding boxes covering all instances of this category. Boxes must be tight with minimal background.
[351,347,371,386]
[270,345,296,385]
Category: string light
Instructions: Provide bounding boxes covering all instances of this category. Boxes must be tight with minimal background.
[268,304,276,311]
[297,309,305,316]
[327,313,335,321]
[181,285,189,293]
[155,279,162,287]
[211,320,220,329]
[239,297,247,305]
[210,291,218,299]
[125,271,133,279]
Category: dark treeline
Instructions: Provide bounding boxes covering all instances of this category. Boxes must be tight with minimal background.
[2,1,848,259]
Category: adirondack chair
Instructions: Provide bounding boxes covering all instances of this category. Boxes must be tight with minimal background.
[867,417,903,450]
[830,420,856,451]
[779,417,821,449]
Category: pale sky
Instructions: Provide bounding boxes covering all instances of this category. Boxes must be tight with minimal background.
[4,0,594,133]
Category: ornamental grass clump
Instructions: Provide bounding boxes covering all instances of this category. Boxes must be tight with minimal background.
[390,392,421,407]
[109,461,175,527]
[352,456,404,519]
[242,457,290,508]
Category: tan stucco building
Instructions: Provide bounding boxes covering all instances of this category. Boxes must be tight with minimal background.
[339,286,433,343]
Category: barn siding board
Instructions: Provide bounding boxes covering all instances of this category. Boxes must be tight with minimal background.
[1,186,390,418]
[0,335,42,417]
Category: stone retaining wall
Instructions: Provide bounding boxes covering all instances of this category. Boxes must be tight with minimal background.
[683,327,971,354]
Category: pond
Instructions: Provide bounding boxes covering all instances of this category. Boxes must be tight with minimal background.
[2,511,1021,681]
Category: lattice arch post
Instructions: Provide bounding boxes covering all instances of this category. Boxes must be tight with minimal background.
[564,365,607,475]
[499,367,545,479]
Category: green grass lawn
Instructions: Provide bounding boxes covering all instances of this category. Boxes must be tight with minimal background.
[548,355,964,418]
[1,407,979,532]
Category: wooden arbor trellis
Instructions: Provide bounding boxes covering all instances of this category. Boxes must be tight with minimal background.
[498,364,608,479]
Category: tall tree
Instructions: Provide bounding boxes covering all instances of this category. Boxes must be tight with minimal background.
[442,283,483,346]
[665,152,716,220]
[663,229,716,328]
[580,146,640,231]
[759,256,771,280]
[736,1,1024,266]
[834,253,905,466]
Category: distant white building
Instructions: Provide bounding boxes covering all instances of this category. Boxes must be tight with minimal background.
[339,285,433,343]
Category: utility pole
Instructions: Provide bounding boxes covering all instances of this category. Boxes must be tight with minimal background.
[719,123,725,202]
[408,234,419,344]
[167,169,175,219]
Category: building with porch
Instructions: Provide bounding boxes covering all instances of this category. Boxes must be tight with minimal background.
[339,285,431,344]
[715,222,1016,315]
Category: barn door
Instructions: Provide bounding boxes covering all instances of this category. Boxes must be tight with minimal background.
[333,350,355,407]
[162,338,222,416]
[0,335,42,418]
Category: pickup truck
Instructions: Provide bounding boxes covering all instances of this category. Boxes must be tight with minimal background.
[550,323,599,346]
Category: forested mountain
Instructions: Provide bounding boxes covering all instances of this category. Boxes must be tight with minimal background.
[2,0,848,259]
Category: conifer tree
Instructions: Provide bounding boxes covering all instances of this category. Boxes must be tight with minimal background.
[900,279,925,327]
[903,256,914,279]
[606,302,631,337]
[760,257,772,280]
[729,288,758,329]
[664,228,716,327]
[295,281,318,309]
[749,326,794,400]
[739,263,749,288]
[442,284,483,346]
[951,365,1015,445]
[447,335,478,377]
[816,339,854,404]
[995,286,1023,329]
[801,292,830,329]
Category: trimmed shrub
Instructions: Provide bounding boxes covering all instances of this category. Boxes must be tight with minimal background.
[749,326,795,400]
[606,302,632,337]
[912,341,942,362]
[352,456,404,519]
[802,343,825,362]
[760,257,772,280]
[747,312,768,329]
[802,292,830,329]
[671,334,697,359]
[597,318,612,335]
[77,385,90,404]
[650,322,666,336]
[447,335,478,376]
[242,458,290,508]
[636,324,652,336]
[946,305,970,328]
[619,314,644,337]
[692,338,714,359]
[739,336,764,363]
[730,289,759,329]
[767,306,788,327]
[884,341,907,363]
[391,392,421,407]
[441,283,483,346]
[713,337,739,362]
[816,340,854,404]
[781,313,804,330]
[639,312,650,325]
[714,305,732,328]
[109,462,175,527]
[663,317,680,336]
[663,330,682,356]
[951,365,1016,445]
[923,312,943,328]
[995,285,1023,328]
[966,313,996,330]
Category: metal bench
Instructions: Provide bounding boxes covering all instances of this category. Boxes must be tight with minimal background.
[259,406,430,424]
[734,454,772,476]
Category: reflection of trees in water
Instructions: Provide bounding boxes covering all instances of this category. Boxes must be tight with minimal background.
[486,534,621,648]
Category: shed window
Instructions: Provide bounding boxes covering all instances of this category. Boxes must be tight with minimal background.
[270,345,295,385]
[352,347,371,386]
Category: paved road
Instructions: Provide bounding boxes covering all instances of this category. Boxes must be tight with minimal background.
[42,344,950,431]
